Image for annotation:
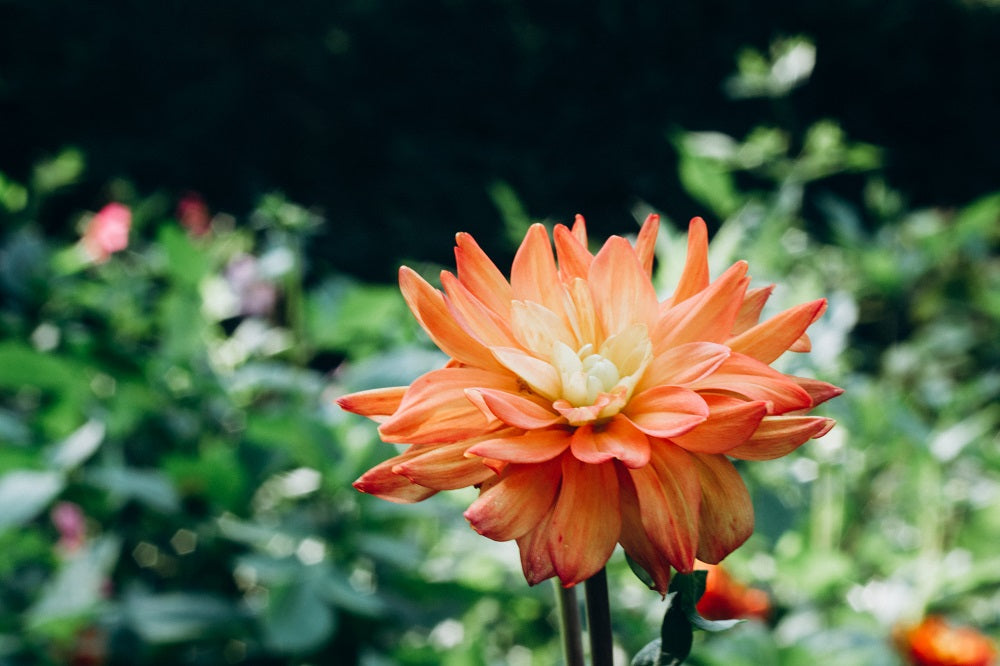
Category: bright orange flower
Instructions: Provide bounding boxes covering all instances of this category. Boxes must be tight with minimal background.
[695,563,770,621]
[339,215,841,592]
[897,616,997,666]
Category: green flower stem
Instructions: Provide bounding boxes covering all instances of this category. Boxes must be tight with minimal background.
[585,568,614,666]
[554,579,585,666]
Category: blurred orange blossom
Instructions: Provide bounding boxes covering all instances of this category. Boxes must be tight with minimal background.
[338,215,841,592]
[897,616,997,666]
[695,563,770,621]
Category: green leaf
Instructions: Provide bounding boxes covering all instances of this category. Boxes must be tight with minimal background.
[26,536,120,634]
[262,574,337,654]
[123,590,237,643]
[47,420,104,471]
[0,470,64,528]
[87,467,180,513]
[676,149,741,219]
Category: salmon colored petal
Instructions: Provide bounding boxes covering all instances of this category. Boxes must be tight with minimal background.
[616,466,672,594]
[636,341,731,392]
[790,376,845,408]
[511,300,579,357]
[571,214,588,245]
[731,285,774,335]
[634,213,660,277]
[629,442,701,573]
[378,367,515,444]
[490,347,562,400]
[692,453,754,563]
[393,441,496,490]
[552,395,613,425]
[569,416,651,468]
[511,223,565,317]
[454,231,512,318]
[353,447,439,503]
[336,386,407,423]
[466,388,563,429]
[547,456,621,586]
[728,415,835,460]
[653,261,749,353]
[440,270,517,348]
[466,428,572,463]
[517,510,557,586]
[553,223,593,282]
[465,459,562,541]
[670,217,711,305]
[623,386,709,438]
[588,235,659,335]
[728,299,827,364]
[689,353,813,414]
[399,266,500,370]
[789,331,811,353]
[670,395,768,454]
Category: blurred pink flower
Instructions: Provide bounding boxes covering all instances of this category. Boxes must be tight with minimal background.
[82,202,131,263]
[50,501,87,553]
[177,191,211,237]
[225,254,278,317]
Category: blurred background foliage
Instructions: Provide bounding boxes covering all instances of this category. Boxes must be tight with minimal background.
[1,2,999,665]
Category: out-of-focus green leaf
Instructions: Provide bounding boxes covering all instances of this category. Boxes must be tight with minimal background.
[262,573,337,654]
[123,590,238,643]
[31,148,84,194]
[676,150,741,220]
[87,467,180,513]
[305,276,412,357]
[47,419,104,471]
[157,224,211,288]
[0,470,64,528]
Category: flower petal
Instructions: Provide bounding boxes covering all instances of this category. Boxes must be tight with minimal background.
[378,367,515,444]
[670,395,768,454]
[728,299,827,364]
[517,510,557,586]
[353,447,439,503]
[393,441,496,490]
[689,353,813,414]
[511,224,565,318]
[547,456,621,586]
[465,388,563,429]
[624,386,709,438]
[569,416,651,468]
[616,466,672,594]
[554,223,593,282]
[336,386,407,423]
[691,453,754,563]
[490,347,562,400]
[454,231,512,318]
[731,285,774,335]
[465,458,562,541]
[628,442,700,573]
[466,428,572,463]
[511,300,578,357]
[653,261,749,353]
[790,376,845,408]
[441,270,517,348]
[588,235,659,336]
[669,217,711,305]
[636,341,731,392]
[728,415,835,460]
[399,266,500,369]
[634,213,660,277]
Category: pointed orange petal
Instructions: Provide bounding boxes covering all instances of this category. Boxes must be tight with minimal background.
[554,223,593,282]
[692,453,754,563]
[571,214,588,245]
[670,395,768,454]
[337,386,407,423]
[490,347,562,399]
[547,456,621,586]
[466,428,572,463]
[441,270,517,348]
[689,353,813,414]
[637,341,731,392]
[393,441,496,490]
[616,466,672,594]
[623,386,709,438]
[465,388,563,429]
[569,416,651,468]
[789,331,812,353]
[727,415,835,460]
[464,458,562,541]
[653,261,749,353]
[378,367,515,444]
[629,442,700,573]
[728,299,827,364]
[634,213,660,277]
[455,231,512,318]
[517,510,557,586]
[588,235,659,336]
[511,224,565,317]
[731,285,775,335]
[790,376,844,408]
[399,266,500,369]
[670,217,711,305]
[354,447,439,503]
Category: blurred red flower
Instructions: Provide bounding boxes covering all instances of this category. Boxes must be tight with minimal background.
[898,616,997,666]
[82,202,130,263]
[695,563,770,621]
[177,191,211,237]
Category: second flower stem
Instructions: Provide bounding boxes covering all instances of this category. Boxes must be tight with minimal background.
[554,579,585,666]
[585,568,614,666]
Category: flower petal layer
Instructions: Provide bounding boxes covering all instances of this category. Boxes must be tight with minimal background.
[570,416,651,468]
[353,447,439,503]
[465,459,562,541]
[466,428,572,463]
[336,386,407,423]
[728,415,836,460]
[393,441,496,490]
[669,395,768,454]
[692,453,754,563]
[728,299,827,364]
[624,386,709,438]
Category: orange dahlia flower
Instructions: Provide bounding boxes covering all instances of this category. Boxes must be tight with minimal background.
[695,563,771,621]
[339,215,841,592]
[897,616,998,666]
